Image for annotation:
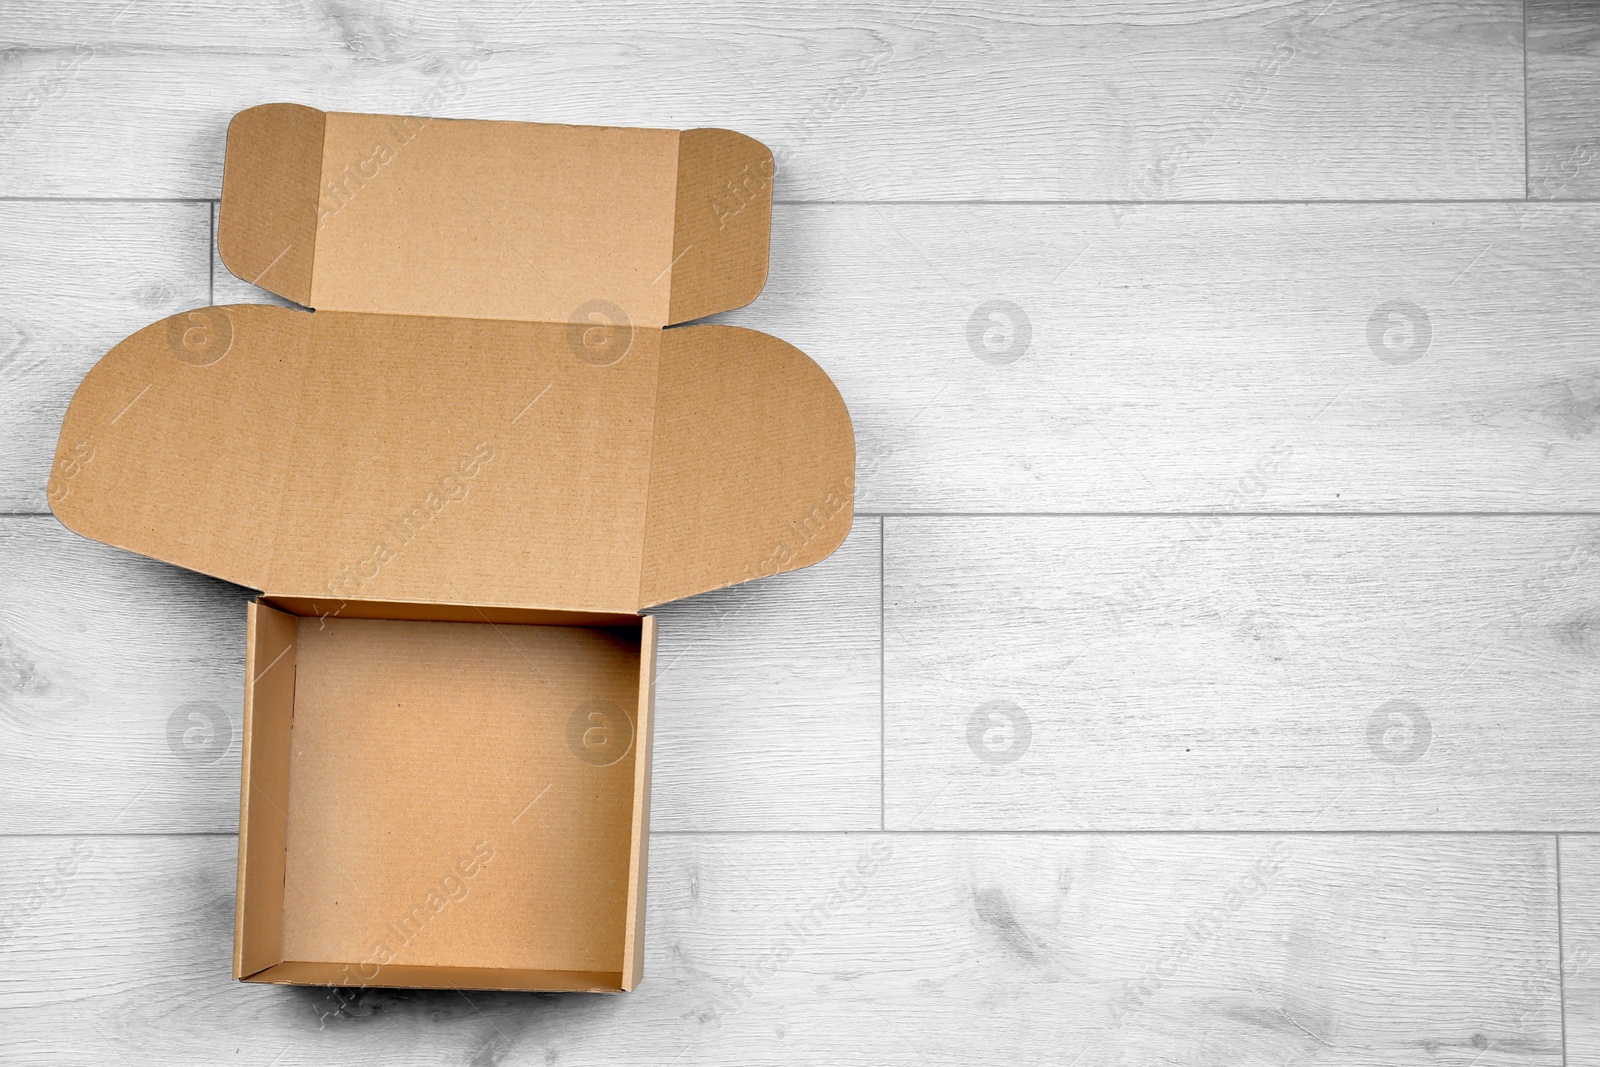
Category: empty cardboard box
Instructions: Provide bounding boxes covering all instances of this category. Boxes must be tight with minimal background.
[48,104,855,992]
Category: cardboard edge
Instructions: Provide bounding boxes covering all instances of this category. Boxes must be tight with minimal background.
[620,614,657,991]
[244,962,623,992]
[667,128,773,325]
[234,598,298,980]
[218,103,324,305]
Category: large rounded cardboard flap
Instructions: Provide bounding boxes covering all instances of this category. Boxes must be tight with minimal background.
[639,324,855,608]
[49,304,312,590]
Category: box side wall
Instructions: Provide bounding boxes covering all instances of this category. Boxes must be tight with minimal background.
[235,599,299,979]
[246,961,622,992]
[262,596,641,629]
[621,614,657,990]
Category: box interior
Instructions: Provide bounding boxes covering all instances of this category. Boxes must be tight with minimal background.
[236,598,654,992]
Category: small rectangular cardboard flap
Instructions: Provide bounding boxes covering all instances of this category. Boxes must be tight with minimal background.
[219,105,772,326]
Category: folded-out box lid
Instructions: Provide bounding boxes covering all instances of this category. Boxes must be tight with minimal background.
[49,107,854,615]
[219,104,775,326]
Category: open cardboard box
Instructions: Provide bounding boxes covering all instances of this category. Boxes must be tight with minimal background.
[48,104,854,992]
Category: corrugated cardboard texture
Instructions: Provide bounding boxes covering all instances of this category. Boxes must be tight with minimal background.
[52,307,853,612]
[620,614,656,991]
[277,616,640,973]
[669,128,773,324]
[51,305,311,591]
[218,105,775,327]
[235,600,297,978]
[314,113,678,324]
[640,326,855,607]
[217,103,322,306]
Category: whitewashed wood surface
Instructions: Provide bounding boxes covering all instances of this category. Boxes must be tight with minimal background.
[3,0,1599,1062]
[14,199,1600,513]
[0,834,1561,1066]
[0,0,1523,201]
[1528,0,1600,199]
[885,516,1600,831]
[1560,835,1600,1064]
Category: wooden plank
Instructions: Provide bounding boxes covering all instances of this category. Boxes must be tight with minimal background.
[885,516,1600,831]
[724,200,1600,512]
[0,202,210,513]
[651,518,881,832]
[0,516,880,834]
[39,200,1600,513]
[0,0,1523,200]
[0,832,1559,1064]
[1560,835,1600,1065]
[1528,1,1600,199]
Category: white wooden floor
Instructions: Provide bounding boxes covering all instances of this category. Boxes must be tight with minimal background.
[4,1,1600,1063]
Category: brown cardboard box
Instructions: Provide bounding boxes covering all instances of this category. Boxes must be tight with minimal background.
[46,104,855,993]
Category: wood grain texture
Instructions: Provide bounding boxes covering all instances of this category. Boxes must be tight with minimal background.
[1528,1,1600,199]
[31,199,1600,514]
[0,515,880,834]
[0,833,1559,1065]
[885,516,1600,831]
[0,0,1522,201]
[1559,835,1600,1065]
[651,519,881,832]
[0,202,210,513]
[716,201,1600,512]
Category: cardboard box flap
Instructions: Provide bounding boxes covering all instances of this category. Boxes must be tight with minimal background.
[640,326,855,608]
[219,105,772,327]
[50,308,852,613]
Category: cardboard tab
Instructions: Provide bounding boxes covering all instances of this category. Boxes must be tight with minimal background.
[217,104,323,306]
[218,105,772,326]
